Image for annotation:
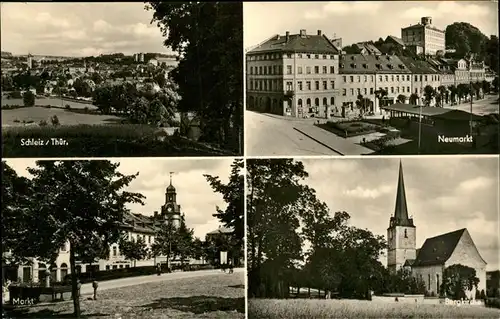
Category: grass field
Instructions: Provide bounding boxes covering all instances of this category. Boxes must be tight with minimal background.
[7,272,245,319]
[248,299,500,319]
[2,106,121,127]
[2,97,97,110]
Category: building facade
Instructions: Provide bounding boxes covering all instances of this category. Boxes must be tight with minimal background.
[387,162,487,299]
[401,17,445,56]
[338,54,412,116]
[398,56,441,105]
[246,29,340,118]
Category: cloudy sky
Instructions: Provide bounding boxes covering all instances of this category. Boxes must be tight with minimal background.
[244,1,499,48]
[299,156,499,271]
[6,158,237,239]
[0,2,171,57]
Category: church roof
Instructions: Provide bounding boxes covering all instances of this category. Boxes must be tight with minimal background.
[413,228,466,267]
[389,161,414,227]
[206,226,233,235]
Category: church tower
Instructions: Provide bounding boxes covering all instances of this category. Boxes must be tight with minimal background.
[387,161,417,273]
[161,173,182,228]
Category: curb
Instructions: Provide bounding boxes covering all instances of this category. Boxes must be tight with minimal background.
[293,127,344,156]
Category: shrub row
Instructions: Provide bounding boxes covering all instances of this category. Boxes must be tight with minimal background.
[485,297,500,309]
[65,266,158,284]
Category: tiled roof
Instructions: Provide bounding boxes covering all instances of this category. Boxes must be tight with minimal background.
[206,226,233,235]
[386,36,405,47]
[339,54,411,74]
[381,103,483,120]
[247,33,340,54]
[398,56,440,74]
[402,23,444,33]
[413,229,466,267]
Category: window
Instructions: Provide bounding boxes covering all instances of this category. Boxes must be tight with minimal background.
[350,88,354,95]
[371,75,374,82]
[259,66,262,75]
[148,236,151,244]
[428,274,431,290]
[364,75,367,82]
[322,66,327,74]
[330,66,335,73]
[379,75,383,82]
[106,265,110,270]
[390,87,394,93]
[315,54,319,59]
[407,86,410,92]
[268,66,272,74]
[306,54,311,59]
[298,53,302,58]
[306,81,311,90]
[286,53,292,58]
[263,67,267,75]
[342,89,347,96]
[343,76,346,82]
[396,75,399,82]
[364,88,367,95]
[425,75,428,81]
[350,76,354,83]
[330,55,335,59]
[286,65,292,75]
[391,75,394,82]
[293,66,301,75]
[385,75,389,81]
[396,87,400,93]
[323,81,327,90]
[404,229,408,238]
[322,55,327,59]
[119,265,123,269]
[357,76,360,82]
[314,66,319,74]
[415,75,418,81]
[286,81,293,91]
[356,88,361,95]
[298,81,303,90]
[306,66,311,74]
[315,81,319,90]
[278,65,282,74]
[330,97,335,105]
[419,75,423,82]
[113,265,118,270]
[330,81,335,89]
[370,88,374,95]
[249,66,253,75]
[323,97,327,106]
[113,246,117,257]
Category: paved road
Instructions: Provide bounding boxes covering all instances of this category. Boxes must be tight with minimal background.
[245,111,341,156]
[80,268,244,295]
[444,94,499,115]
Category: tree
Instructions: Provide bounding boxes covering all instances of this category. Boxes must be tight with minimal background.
[146,2,243,153]
[423,85,435,106]
[1,162,33,266]
[151,221,178,270]
[204,159,244,250]
[397,94,407,104]
[173,220,194,265]
[409,93,419,105]
[481,80,490,95]
[247,159,308,298]
[119,235,149,267]
[375,88,388,108]
[355,94,371,117]
[23,91,35,107]
[448,85,457,104]
[437,86,447,107]
[493,77,499,93]
[26,161,145,318]
[191,238,205,261]
[440,264,480,300]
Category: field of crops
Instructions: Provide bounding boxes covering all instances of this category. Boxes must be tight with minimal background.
[248,299,500,319]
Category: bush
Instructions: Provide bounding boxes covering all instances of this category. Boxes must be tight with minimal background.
[480,289,486,299]
[64,265,157,284]
[65,104,71,110]
[39,120,48,126]
[13,119,20,123]
[84,107,89,113]
[23,91,36,107]
[51,115,60,126]
[485,297,500,309]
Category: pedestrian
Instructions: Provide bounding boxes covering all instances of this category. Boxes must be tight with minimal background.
[228,261,234,274]
[92,280,98,300]
[157,263,162,276]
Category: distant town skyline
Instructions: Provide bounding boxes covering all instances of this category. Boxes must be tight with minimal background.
[300,157,499,271]
[1,2,174,57]
[6,158,234,239]
[244,1,499,48]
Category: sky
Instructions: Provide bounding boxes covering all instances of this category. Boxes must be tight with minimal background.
[299,156,499,271]
[244,1,499,48]
[0,2,171,57]
[6,158,237,239]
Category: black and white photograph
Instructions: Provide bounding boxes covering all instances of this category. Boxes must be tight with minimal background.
[1,2,243,157]
[2,158,244,318]
[245,1,499,156]
[247,157,499,318]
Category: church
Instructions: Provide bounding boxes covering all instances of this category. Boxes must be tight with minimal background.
[387,161,487,299]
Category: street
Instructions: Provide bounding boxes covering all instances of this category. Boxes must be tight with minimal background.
[447,94,499,115]
[80,268,244,295]
[245,111,341,156]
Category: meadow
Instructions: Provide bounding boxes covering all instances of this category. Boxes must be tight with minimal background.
[248,299,500,319]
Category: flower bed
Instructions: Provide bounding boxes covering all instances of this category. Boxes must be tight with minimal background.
[317,121,378,138]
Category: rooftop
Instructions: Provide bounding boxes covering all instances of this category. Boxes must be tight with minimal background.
[398,56,440,74]
[247,30,340,55]
[413,229,466,267]
[339,54,411,74]
[381,103,484,121]
[206,226,233,235]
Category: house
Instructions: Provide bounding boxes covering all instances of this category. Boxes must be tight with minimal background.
[385,35,406,49]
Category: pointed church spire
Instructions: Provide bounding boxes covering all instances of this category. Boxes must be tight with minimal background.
[392,160,414,227]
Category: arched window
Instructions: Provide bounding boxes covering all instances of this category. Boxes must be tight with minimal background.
[404,229,408,238]
[298,99,302,107]
[113,246,117,257]
[38,263,47,282]
[50,263,57,282]
[323,97,327,105]
[306,98,311,107]
[330,97,335,106]
[60,263,68,282]
[315,98,319,106]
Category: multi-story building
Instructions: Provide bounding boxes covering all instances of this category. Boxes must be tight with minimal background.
[401,17,445,56]
[246,29,340,118]
[427,58,455,88]
[338,53,411,116]
[440,58,469,85]
[398,56,441,105]
[469,60,486,83]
